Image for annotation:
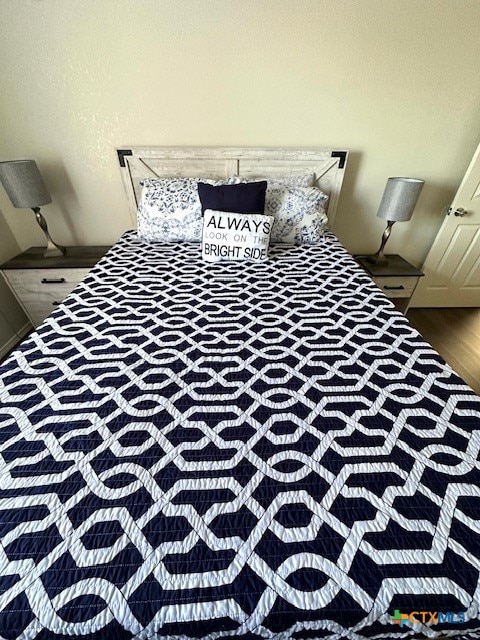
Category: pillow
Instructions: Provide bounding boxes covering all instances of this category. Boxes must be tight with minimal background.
[202,210,273,262]
[137,177,228,243]
[233,173,315,217]
[269,186,329,244]
[197,181,267,215]
[234,174,314,188]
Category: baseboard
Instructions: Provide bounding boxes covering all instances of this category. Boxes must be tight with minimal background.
[0,322,32,362]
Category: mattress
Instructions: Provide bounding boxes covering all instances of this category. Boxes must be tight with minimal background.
[0,230,479,639]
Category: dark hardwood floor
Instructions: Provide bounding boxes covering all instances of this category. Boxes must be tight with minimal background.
[407,307,480,395]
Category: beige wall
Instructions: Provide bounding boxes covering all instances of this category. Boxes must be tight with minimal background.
[0,0,480,270]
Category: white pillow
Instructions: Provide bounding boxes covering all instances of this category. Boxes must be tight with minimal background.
[266,177,316,226]
[271,186,329,244]
[202,210,274,262]
[233,174,314,218]
[137,177,230,243]
[229,175,328,243]
[233,174,314,188]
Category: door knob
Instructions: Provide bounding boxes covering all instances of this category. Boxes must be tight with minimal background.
[453,207,468,217]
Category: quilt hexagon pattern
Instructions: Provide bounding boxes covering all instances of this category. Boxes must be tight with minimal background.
[0,232,479,639]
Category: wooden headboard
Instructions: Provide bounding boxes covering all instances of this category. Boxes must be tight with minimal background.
[116,146,348,228]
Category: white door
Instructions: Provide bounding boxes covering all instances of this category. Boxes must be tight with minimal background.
[410,142,480,307]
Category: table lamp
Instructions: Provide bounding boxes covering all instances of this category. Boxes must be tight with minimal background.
[367,177,424,265]
[0,160,65,258]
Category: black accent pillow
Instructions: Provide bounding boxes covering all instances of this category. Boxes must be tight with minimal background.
[197,181,267,215]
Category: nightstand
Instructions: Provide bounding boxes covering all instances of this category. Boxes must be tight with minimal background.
[355,254,424,313]
[1,246,110,328]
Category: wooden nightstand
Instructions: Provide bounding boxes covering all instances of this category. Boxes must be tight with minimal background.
[355,254,424,313]
[1,246,110,328]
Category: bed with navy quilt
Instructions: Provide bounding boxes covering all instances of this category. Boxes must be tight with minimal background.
[1,228,480,639]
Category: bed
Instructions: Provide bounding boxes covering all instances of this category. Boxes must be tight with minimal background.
[0,147,479,640]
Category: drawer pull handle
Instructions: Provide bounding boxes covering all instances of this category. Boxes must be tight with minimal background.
[52,301,61,307]
[41,278,65,284]
[384,285,405,290]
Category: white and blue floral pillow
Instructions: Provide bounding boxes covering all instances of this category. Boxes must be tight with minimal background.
[270,186,329,244]
[234,174,313,217]
[137,177,233,243]
[232,175,328,244]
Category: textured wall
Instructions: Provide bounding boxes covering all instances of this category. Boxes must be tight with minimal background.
[0,0,479,267]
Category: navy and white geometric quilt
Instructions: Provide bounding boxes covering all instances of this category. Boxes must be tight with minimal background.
[0,230,479,639]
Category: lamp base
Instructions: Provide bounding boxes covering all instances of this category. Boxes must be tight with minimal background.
[367,220,395,266]
[366,252,389,266]
[32,207,65,259]
[43,246,64,258]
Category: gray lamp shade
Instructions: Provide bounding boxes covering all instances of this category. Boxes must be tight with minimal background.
[377,177,424,222]
[0,160,52,208]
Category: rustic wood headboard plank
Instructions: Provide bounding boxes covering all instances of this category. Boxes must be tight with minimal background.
[117,147,348,228]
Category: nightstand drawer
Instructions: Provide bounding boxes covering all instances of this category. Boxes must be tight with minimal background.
[1,245,110,330]
[372,275,420,298]
[3,268,90,326]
